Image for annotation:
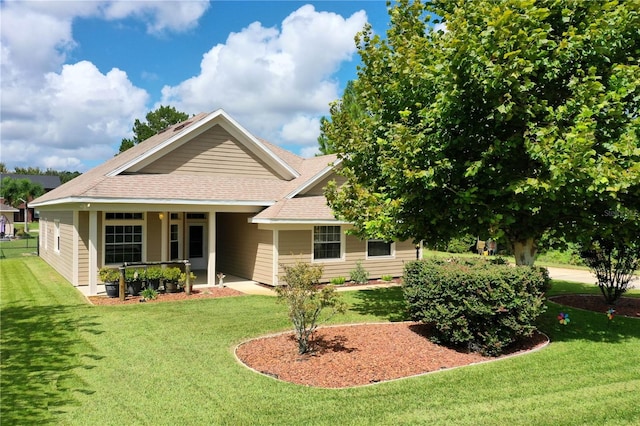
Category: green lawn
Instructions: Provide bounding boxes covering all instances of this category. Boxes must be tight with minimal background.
[2,257,639,425]
[0,236,39,259]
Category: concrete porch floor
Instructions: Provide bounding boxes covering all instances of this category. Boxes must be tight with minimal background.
[76,272,275,297]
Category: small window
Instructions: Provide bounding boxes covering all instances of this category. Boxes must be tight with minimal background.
[105,212,143,220]
[186,213,206,220]
[314,226,342,260]
[367,239,393,258]
[54,220,60,253]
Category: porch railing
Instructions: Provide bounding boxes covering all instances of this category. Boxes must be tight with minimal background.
[117,260,192,301]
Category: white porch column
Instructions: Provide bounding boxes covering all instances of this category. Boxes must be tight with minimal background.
[88,210,98,295]
[160,211,168,262]
[207,211,216,286]
[272,229,279,286]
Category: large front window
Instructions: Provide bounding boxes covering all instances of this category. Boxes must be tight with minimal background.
[313,225,342,260]
[105,224,143,264]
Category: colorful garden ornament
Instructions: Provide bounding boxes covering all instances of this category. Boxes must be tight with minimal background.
[606,308,615,320]
[558,312,570,325]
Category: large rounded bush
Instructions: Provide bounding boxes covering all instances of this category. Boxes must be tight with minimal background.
[403,258,549,356]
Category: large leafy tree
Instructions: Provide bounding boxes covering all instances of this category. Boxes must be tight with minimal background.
[119,105,190,153]
[318,81,365,155]
[324,0,640,266]
[1,177,45,233]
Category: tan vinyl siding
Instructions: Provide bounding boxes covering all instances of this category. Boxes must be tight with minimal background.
[277,227,416,283]
[303,173,347,196]
[38,211,74,284]
[138,125,280,178]
[216,213,273,284]
[146,212,162,262]
[277,229,312,280]
[77,211,90,285]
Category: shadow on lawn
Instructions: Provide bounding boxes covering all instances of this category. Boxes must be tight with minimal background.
[1,303,103,425]
[349,286,410,322]
[540,300,640,345]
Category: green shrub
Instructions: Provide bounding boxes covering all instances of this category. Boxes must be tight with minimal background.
[329,276,346,285]
[276,261,346,354]
[350,261,369,284]
[381,274,394,282]
[446,234,475,253]
[141,287,158,300]
[403,258,550,356]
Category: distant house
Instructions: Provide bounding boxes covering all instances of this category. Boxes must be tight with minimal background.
[0,203,19,237]
[31,109,418,295]
[0,173,61,223]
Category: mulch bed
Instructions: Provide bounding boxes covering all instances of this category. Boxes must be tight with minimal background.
[548,294,640,318]
[87,287,244,305]
[236,323,549,388]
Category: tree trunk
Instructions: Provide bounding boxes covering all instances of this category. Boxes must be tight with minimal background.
[511,237,537,266]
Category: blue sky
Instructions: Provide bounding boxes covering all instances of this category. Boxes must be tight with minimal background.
[1,1,393,172]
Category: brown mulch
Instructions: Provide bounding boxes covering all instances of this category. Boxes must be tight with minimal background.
[236,294,640,388]
[549,294,640,318]
[236,323,549,388]
[87,287,244,305]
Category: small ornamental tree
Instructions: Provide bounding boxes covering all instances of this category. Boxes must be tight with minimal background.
[276,261,346,354]
[580,237,640,305]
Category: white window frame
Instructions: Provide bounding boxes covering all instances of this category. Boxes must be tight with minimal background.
[102,213,145,265]
[54,220,60,254]
[366,239,395,259]
[312,225,344,262]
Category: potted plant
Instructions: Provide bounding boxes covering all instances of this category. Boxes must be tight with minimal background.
[179,271,197,294]
[163,267,182,293]
[125,268,144,296]
[145,266,163,290]
[99,267,120,298]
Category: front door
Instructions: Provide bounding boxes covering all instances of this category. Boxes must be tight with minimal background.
[188,224,207,269]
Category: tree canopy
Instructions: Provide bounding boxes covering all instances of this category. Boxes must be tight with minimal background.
[318,81,364,155]
[119,105,190,153]
[1,177,45,232]
[323,0,640,265]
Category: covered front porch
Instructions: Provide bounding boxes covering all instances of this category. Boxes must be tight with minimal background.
[78,206,274,295]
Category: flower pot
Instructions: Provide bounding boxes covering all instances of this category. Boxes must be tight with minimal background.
[105,282,119,298]
[165,281,180,293]
[127,280,143,296]
[147,278,160,291]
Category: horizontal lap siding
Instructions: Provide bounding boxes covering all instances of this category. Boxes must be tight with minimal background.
[278,228,415,283]
[77,212,89,285]
[138,126,279,178]
[38,211,74,284]
[216,213,273,284]
[303,174,347,196]
[277,230,312,280]
[146,213,162,262]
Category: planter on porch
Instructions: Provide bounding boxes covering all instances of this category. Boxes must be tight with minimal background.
[145,267,163,291]
[162,267,182,293]
[104,282,119,298]
[99,267,121,298]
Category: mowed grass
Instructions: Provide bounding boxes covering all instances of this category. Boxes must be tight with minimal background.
[2,257,639,425]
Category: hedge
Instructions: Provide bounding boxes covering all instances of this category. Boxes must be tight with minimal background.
[403,258,550,356]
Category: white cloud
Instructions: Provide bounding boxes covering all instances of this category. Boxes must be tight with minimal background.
[161,5,366,153]
[101,1,210,34]
[281,115,321,145]
[0,0,208,171]
[0,1,363,171]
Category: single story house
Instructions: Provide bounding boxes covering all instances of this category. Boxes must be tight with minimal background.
[31,109,419,295]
